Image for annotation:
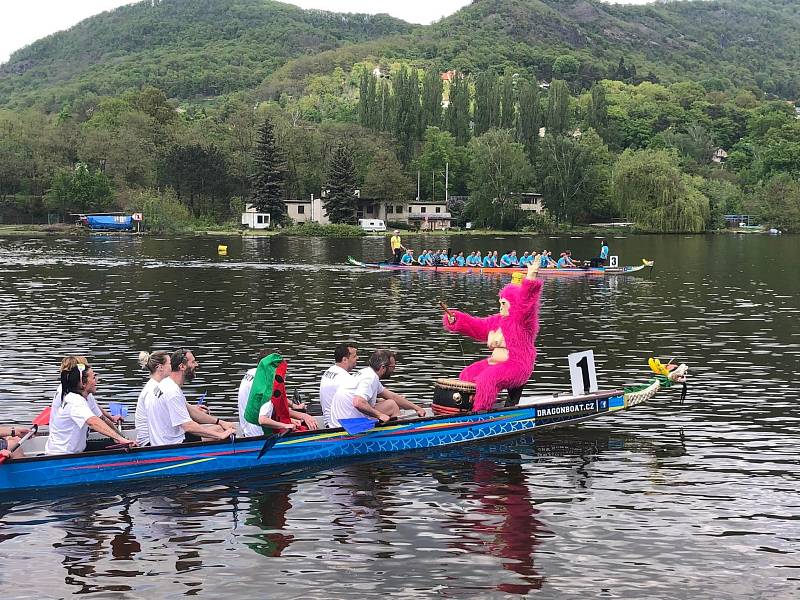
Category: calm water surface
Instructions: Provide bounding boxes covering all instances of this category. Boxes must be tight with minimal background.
[0,233,798,598]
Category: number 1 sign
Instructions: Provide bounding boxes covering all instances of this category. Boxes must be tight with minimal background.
[568,350,598,396]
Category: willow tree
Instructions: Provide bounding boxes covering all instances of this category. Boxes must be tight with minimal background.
[612,149,709,232]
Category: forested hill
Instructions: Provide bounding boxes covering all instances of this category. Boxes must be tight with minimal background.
[0,0,412,110]
[410,0,800,97]
[2,0,800,110]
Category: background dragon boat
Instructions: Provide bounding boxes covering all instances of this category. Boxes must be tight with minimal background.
[0,363,687,495]
[347,256,654,277]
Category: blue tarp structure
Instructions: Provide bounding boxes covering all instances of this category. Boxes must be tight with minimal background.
[85,215,134,231]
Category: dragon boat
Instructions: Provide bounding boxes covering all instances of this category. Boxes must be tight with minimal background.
[0,362,687,495]
[347,256,654,277]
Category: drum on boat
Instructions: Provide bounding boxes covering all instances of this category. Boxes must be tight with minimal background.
[432,378,526,415]
[432,378,477,415]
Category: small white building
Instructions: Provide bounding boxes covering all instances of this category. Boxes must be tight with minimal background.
[242,204,271,229]
[712,148,728,164]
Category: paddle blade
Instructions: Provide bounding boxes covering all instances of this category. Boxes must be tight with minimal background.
[108,402,129,419]
[339,417,377,435]
[256,430,287,460]
[33,406,51,426]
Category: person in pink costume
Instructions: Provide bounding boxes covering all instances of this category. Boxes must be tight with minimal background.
[442,257,543,411]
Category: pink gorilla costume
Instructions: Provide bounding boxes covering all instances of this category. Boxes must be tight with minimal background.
[442,275,543,411]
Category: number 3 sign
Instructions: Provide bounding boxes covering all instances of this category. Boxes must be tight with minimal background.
[568,350,598,396]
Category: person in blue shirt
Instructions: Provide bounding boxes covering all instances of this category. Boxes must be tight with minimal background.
[455,252,466,267]
[499,252,512,267]
[417,250,429,266]
[400,249,414,265]
[439,250,449,265]
[474,251,483,266]
[448,254,458,266]
[509,250,519,266]
[519,251,530,266]
[556,251,577,269]
[482,252,493,268]
[590,239,610,267]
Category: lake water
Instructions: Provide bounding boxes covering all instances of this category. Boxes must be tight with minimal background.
[0,232,798,598]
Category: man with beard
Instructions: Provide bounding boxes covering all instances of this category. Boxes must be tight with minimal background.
[147,349,236,445]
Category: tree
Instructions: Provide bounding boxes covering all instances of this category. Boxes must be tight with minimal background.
[748,174,800,233]
[612,149,709,232]
[324,143,358,224]
[46,162,114,218]
[545,80,571,136]
[421,68,443,130]
[517,78,541,165]
[540,130,610,224]
[466,128,532,230]
[415,127,458,201]
[444,72,470,145]
[500,72,516,129]
[362,148,414,204]
[392,67,421,163]
[474,70,500,137]
[250,119,288,224]
[586,83,608,140]
[553,55,580,78]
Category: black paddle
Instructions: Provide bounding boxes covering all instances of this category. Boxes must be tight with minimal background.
[256,428,289,460]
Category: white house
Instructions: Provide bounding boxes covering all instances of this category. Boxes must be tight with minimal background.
[241,204,271,229]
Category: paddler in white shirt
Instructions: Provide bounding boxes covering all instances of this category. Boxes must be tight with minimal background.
[328,350,426,428]
[319,342,359,427]
[45,362,136,455]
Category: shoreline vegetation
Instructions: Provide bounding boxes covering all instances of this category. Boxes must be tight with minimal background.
[2,2,800,235]
[0,223,776,238]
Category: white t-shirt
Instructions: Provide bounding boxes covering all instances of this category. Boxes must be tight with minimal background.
[329,367,384,428]
[258,401,274,421]
[237,368,263,437]
[319,364,353,427]
[147,376,191,446]
[135,378,159,445]
[52,385,102,418]
[45,392,98,455]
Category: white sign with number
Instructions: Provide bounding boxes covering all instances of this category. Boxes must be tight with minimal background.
[568,350,598,397]
[609,255,619,268]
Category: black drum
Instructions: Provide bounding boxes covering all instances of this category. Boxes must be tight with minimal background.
[432,378,476,415]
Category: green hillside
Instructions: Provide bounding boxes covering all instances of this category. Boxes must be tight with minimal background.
[3,0,800,110]
[267,0,800,100]
[0,0,412,110]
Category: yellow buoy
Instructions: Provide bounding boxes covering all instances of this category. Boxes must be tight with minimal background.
[218,244,228,255]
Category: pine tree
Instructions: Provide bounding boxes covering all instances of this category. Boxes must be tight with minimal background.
[324,143,358,224]
[517,78,541,164]
[250,118,287,224]
[421,68,443,129]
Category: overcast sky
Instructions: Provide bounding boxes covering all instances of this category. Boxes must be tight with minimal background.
[0,0,655,65]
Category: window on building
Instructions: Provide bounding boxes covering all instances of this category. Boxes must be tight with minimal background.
[421,206,426,213]
[297,205,305,214]
[257,215,265,224]
[435,206,441,213]
[408,206,412,213]
[387,205,394,214]
[396,205,403,213]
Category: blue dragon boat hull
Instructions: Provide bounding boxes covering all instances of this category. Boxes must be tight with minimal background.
[0,367,687,495]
